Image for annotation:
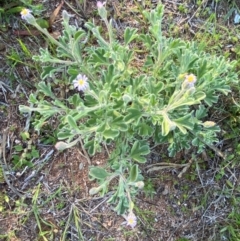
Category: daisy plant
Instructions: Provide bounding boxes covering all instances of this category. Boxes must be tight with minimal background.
[19,3,237,224]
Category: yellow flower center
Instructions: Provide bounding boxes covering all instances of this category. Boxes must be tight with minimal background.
[186,75,195,82]
[21,9,28,16]
[78,79,84,86]
[128,218,134,224]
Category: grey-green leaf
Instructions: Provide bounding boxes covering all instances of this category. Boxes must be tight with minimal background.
[38,81,55,99]
[130,140,150,163]
[103,129,119,140]
[67,115,78,129]
[89,167,109,180]
[124,108,142,124]
[124,27,138,45]
[130,164,138,182]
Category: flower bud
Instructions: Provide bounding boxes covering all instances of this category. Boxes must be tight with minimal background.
[89,187,102,195]
[62,10,73,23]
[55,141,68,151]
[97,1,105,8]
[122,94,132,104]
[203,121,216,128]
[135,181,144,189]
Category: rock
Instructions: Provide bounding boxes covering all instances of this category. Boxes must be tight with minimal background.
[0,43,6,51]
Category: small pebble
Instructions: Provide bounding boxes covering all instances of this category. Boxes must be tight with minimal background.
[79,162,84,170]
[0,43,6,51]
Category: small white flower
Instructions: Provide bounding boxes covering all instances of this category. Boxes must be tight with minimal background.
[181,74,197,90]
[20,8,32,20]
[20,8,36,24]
[124,211,137,228]
[184,74,197,87]
[97,1,106,8]
[73,74,89,92]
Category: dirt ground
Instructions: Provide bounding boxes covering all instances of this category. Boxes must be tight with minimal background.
[1,0,240,240]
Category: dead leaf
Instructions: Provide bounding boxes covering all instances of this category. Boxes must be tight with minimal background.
[13,30,41,36]
[13,30,61,40]
[50,31,61,39]
[49,0,65,27]
[178,159,192,178]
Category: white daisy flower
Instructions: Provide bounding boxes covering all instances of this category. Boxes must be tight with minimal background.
[73,74,89,92]
[181,73,197,90]
[20,8,32,20]
[124,211,137,228]
[184,74,197,87]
